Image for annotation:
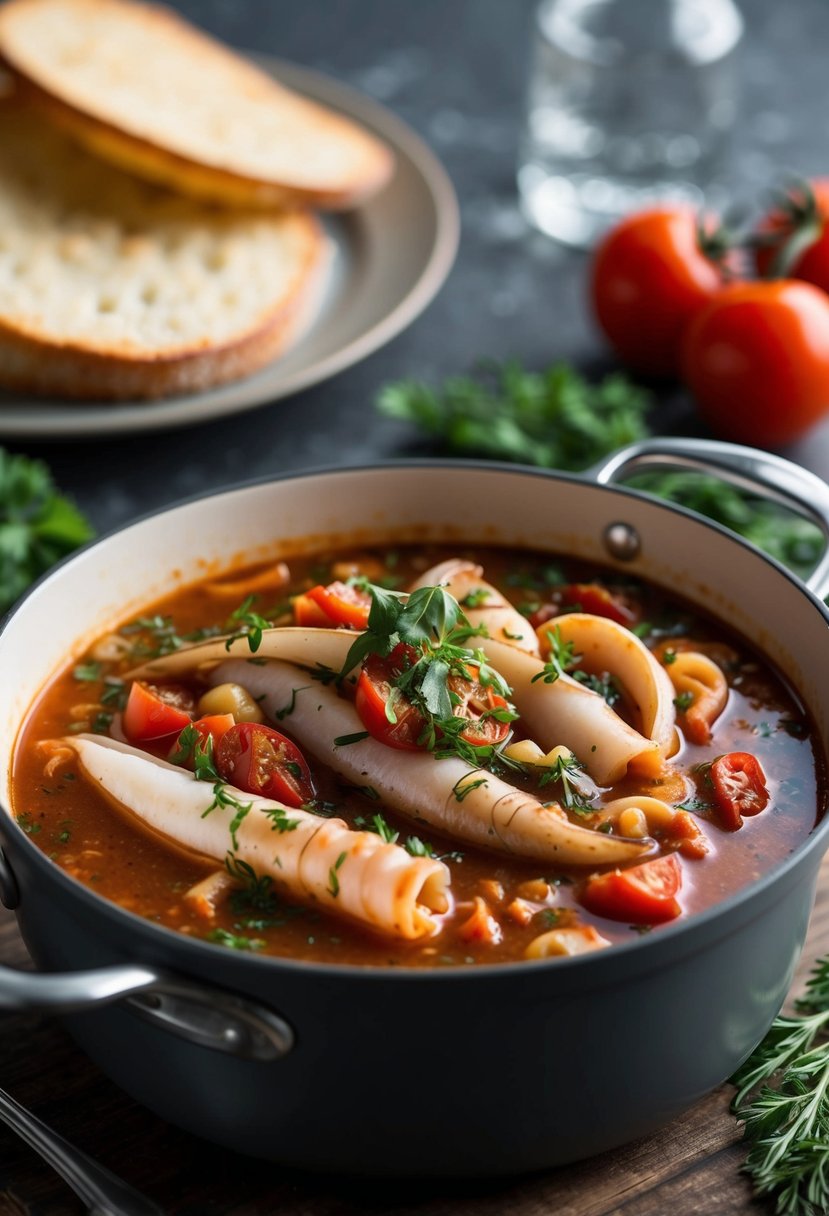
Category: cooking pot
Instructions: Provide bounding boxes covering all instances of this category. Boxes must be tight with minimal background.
[1,437,828,1177]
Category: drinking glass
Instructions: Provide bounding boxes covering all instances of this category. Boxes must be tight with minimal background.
[517,0,743,247]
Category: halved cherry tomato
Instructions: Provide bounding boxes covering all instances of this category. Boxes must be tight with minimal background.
[355,644,512,752]
[122,681,194,741]
[581,854,682,925]
[355,645,427,751]
[709,752,769,832]
[590,206,728,378]
[294,581,371,630]
[169,713,235,765]
[681,280,829,448]
[216,723,315,807]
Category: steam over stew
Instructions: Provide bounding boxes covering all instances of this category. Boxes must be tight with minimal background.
[11,544,825,966]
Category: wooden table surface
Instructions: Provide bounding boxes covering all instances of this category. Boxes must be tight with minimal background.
[2,863,829,1216]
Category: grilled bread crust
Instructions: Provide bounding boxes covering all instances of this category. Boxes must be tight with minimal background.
[0,0,394,210]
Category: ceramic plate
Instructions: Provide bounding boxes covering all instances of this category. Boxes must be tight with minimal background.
[0,56,459,437]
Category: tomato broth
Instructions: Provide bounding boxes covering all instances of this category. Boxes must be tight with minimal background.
[11,544,824,967]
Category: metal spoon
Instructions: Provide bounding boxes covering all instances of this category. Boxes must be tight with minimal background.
[0,1085,165,1216]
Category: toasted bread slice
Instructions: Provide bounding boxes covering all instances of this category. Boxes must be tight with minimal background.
[0,97,327,400]
[0,0,394,210]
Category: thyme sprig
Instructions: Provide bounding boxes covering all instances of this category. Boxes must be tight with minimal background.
[731,955,829,1215]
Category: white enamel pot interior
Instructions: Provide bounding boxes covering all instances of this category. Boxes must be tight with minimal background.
[0,438,828,1175]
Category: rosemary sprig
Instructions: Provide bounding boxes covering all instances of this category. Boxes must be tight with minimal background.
[731,955,829,1215]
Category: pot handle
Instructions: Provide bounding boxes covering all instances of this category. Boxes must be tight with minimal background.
[0,956,293,1062]
[589,437,829,601]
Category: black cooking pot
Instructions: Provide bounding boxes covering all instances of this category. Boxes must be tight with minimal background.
[1,438,828,1176]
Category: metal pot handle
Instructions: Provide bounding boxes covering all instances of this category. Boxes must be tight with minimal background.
[589,437,829,601]
[0,951,293,1062]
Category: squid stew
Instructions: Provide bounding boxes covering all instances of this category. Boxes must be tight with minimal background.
[11,543,824,967]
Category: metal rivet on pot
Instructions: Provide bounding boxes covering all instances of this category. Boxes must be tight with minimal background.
[603,522,641,562]
[0,847,19,910]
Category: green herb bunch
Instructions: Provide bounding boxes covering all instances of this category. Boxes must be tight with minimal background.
[378,361,651,471]
[731,955,829,1215]
[377,362,824,580]
[0,449,93,614]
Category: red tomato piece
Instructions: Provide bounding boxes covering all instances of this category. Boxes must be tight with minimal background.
[447,666,512,748]
[292,593,331,627]
[590,207,728,378]
[216,723,315,807]
[681,280,829,448]
[356,645,427,751]
[581,855,683,925]
[305,581,371,630]
[123,681,194,741]
[709,752,769,832]
[560,583,636,626]
[169,713,235,765]
[355,645,512,752]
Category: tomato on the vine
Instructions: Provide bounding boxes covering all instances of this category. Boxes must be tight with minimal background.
[590,206,729,378]
[681,280,829,448]
[755,179,829,291]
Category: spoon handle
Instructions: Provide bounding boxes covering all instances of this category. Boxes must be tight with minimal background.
[0,1085,165,1216]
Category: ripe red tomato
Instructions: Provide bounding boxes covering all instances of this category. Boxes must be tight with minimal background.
[709,752,769,832]
[122,681,193,741]
[581,854,682,925]
[590,206,727,378]
[681,280,829,447]
[755,180,829,290]
[216,723,315,807]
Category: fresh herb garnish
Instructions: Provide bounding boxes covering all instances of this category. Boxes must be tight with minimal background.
[333,731,370,747]
[225,855,278,911]
[170,723,220,782]
[274,685,309,721]
[206,927,265,952]
[225,594,272,653]
[202,782,253,850]
[570,668,621,706]
[531,626,577,685]
[731,955,829,1215]
[0,449,94,614]
[328,851,347,898]
[73,661,102,682]
[674,691,695,712]
[340,583,516,768]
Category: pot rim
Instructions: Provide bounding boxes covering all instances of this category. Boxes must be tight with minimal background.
[4,455,829,986]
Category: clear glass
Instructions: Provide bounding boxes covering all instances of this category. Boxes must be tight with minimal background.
[517,0,743,247]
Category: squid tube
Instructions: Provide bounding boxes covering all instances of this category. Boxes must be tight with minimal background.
[210,658,652,866]
[62,734,449,941]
